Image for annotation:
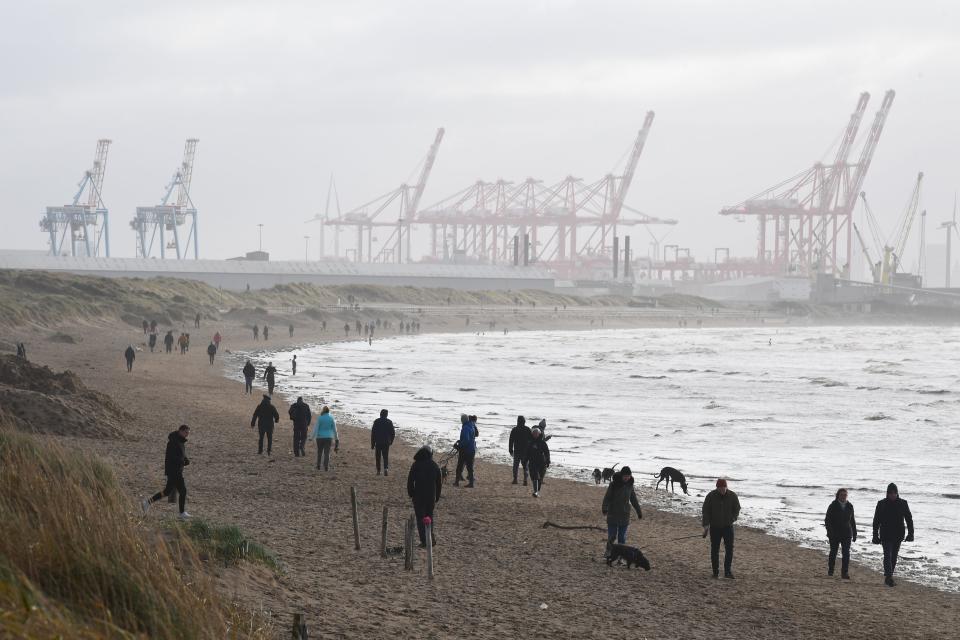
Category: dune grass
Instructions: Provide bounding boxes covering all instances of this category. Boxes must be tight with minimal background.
[0,268,606,329]
[175,518,280,572]
[0,428,272,639]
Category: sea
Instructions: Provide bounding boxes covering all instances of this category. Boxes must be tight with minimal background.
[238,325,960,591]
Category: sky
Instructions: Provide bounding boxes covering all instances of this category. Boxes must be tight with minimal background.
[1,0,958,280]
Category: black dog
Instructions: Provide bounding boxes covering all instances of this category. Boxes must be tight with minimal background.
[606,544,651,570]
[655,466,689,495]
[592,468,602,485]
[601,464,619,483]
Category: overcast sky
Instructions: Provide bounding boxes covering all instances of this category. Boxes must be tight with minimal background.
[2,0,958,278]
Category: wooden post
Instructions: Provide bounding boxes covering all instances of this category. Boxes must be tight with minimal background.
[381,506,389,557]
[425,517,434,580]
[350,487,360,550]
[404,514,414,570]
[292,613,307,639]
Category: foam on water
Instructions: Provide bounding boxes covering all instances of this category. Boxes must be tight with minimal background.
[239,325,960,591]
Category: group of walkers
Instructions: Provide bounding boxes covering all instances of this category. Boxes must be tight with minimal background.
[507,416,551,496]
[141,337,918,586]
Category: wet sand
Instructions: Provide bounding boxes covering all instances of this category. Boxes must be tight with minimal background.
[16,310,960,640]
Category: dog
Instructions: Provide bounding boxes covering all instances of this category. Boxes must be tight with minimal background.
[440,464,449,484]
[601,464,619,483]
[592,468,602,485]
[655,466,689,495]
[605,544,651,570]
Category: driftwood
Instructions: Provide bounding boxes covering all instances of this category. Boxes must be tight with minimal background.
[542,520,606,532]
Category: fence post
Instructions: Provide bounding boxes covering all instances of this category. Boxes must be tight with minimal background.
[404,514,414,570]
[381,506,389,557]
[350,487,360,550]
[292,613,307,639]
[425,517,434,580]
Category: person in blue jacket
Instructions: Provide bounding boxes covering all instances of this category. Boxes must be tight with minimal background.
[312,406,339,471]
[454,413,478,488]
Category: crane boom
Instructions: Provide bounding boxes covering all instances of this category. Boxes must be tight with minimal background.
[609,111,655,222]
[843,90,895,213]
[892,172,923,260]
[177,139,199,208]
[408,128,445,217]
[853,222,878,282]
[85,139,112,208]
[819,92,869,212]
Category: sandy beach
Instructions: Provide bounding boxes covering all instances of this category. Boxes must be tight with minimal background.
[10,305,960,640]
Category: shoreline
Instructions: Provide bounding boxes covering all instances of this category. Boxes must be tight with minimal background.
[237,325,959,594]
[7,310,960,638]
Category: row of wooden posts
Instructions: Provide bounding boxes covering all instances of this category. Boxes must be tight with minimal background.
[294,487,433,637]
[350,486,433,577]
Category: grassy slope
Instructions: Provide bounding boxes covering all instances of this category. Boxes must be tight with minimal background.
[0,425,273,639]
[0,269,616,329]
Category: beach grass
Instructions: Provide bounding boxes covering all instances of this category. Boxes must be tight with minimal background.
[0,427,273,639]
[173,518,281,572]
[0,268,604,329]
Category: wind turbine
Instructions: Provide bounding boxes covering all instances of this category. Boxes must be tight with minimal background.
[940,194,959,288]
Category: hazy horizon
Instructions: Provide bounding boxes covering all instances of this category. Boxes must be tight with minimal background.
[2,0,958,280]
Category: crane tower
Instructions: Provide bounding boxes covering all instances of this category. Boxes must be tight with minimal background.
[40,139,112,257]
[720,91,895,276]
[130,139,200,259]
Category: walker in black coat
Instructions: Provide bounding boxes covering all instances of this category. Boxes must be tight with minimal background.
[407,446,442,545]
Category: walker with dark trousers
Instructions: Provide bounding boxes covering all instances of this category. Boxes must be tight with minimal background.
[371,409,396,476]
[407,446,442,547]
[702,478,741,579]
[872,482,914,587]
[142,425,191,519]
[824,488,857,579]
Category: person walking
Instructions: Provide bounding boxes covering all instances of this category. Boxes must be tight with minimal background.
[289,323,294,338]
[508,415,532,485]
[124,345,136,372]
[164,330,174,353]
[148,332,157,352]
[602,466,642,547]
[312,406,339,471]
[371,409,396,476]
[872,483,914,587]
[142,425,191,519]
[525,427,550,498]
[194,312,201,328]
[250,394,280,456]
[702,478,741,579]
[291,355,297,376]
[213,331,222,351]
[454,414,477,488]
[344,323,350,337]
[142,319,149,334]
[407,446,442,547]
[242,360,256,394]
[177,333,188,355]
[288,396,312,457]
[253,324,259,341]
[825,488,858,579]
[206,341,217,364]
[263,325,269,341]
[263,361,277,395]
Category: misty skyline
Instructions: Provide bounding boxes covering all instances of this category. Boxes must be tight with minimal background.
[2,0,958,274]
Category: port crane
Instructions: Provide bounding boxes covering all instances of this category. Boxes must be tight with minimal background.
[40,139,112,257]
[858,171,923,284]
[130,139,200,259]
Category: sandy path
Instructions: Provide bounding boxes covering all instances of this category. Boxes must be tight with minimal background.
[13,311,959,640]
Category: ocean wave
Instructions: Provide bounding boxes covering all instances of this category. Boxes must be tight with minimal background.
[801,376,848,387]
[703,401,721,410]
[629,374,667,379]
[915,388,951,395]
[865,413,893,421]
[668,368,697,373]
